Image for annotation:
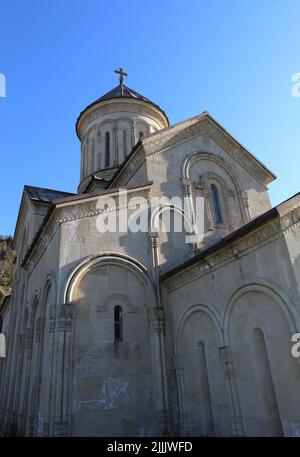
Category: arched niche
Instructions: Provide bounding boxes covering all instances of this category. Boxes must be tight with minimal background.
[175,305,231,436]
[64,254,160,437]
[182,152,248,236]
[224,283,300,436]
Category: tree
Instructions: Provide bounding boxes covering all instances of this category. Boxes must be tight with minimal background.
[0,236,15,306]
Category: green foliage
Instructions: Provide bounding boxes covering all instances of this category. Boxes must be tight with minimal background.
[0,235,15,306]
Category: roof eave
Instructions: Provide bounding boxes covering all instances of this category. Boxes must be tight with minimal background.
[162,192,300,282]
[75,96,169,140]
[205,113,277,184]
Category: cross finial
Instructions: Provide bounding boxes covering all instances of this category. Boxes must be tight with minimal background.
[114,67,128,85]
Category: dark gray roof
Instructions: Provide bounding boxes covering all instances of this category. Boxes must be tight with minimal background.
[76,83,169,138]
[24,185,75,203]
[96,83,154,104]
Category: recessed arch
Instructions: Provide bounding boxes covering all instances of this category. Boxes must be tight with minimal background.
[223,280,299,345]
[223,278,300,436]
[64,253,162,437]
[151,204,194,234]
[40,272,56,309]
[182,151,247,224]
[64,253,157,308]
[175,304,229,436]
[175,304,223,356]
[183,151,243,191]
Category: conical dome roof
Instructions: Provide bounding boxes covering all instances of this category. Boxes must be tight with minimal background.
[76,82,169,132]
[96,83,155,104]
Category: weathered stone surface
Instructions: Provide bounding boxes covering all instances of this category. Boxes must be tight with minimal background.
[1,81,299,437]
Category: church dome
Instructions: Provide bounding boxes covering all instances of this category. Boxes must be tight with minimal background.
[76,69,169,193]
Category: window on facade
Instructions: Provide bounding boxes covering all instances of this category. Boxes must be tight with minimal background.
[0,315,3,333]
[114,305,123,342]
[139,131,144,139]
[105,131,110,168]
[211,184,223,224]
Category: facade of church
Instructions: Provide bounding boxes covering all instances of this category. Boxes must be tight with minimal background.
[1,73,300,437]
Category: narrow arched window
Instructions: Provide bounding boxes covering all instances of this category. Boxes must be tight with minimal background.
[114,305,123,342]
[211,184,223,224]
[139,131,144,139]
[105,131,110,168]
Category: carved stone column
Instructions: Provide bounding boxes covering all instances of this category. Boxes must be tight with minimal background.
[52,302,73,437]
[85,139,89,178]
[11,324,32,436]
[97,130,101,171]
[148,305,171,436]
[182,178,200,248]
[149,232,159,293]
[4,301,23,435]
[148,232,171,436]
[23,326,34,436]
[113,126,118,166]
[242,191,251,221]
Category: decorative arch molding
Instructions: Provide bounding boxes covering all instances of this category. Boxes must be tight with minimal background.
[174,303,225,436]
[182,151,243,191]
[182,151,248,226]
[199,171,230,194]
[29,289,40,314]
[84,119,117,145]
[175,303,224,356]
[116,116,135,125]
[223,278,300,345]
[97,117,117,128]
[150,204,194,234]
[39,272,57,323]
[58,253,170,436]
[40,272,56,304]
[101,293,132,313]
[63,253,157,307]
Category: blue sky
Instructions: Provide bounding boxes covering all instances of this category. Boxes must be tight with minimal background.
[0,0,300,235]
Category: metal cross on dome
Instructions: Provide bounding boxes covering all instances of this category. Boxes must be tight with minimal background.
[114,67,128,85]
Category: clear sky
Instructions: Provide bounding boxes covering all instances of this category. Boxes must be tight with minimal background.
[0,0,300,235]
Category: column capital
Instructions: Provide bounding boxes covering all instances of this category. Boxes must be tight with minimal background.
[148,231,159,247]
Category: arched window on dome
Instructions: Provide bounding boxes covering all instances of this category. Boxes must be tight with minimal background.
[105,131,110,168]
[114,305,123,342]
[211,184,223,224]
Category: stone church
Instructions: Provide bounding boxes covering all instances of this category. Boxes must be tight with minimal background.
[1,69,300,437]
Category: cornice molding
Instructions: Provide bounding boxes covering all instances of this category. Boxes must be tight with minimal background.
[142,116,274,185]
[77,99,168,140]
[25,187,152,276]
[163,205,300,292]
